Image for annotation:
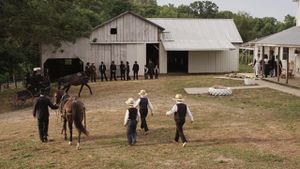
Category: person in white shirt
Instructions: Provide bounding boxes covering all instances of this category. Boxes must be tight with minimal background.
[134,90,153,135]
[253,54,261,78]
[124,98,140,146]
[166,94,194,147]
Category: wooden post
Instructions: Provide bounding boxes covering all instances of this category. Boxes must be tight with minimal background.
[286,50,289,84]
[262,46,265,78]
[277,47,280,82]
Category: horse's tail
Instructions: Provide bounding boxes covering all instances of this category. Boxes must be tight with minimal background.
[72,102,89,136]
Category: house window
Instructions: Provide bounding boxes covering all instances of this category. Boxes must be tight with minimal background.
[110,28,117,35]
[283,47,289,60]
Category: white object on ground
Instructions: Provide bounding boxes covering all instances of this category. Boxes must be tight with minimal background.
[244,78,256,86]
[208,87,232,96]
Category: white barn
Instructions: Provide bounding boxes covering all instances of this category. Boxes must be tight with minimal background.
[41,11,242,80]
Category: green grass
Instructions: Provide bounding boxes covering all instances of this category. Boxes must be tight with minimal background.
[0,75,300,169]
[239,63,253,73]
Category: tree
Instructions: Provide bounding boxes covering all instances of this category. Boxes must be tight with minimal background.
[131,0,159,17]
[158,4,178,18]
[177,5,195,18]
[189,1,218,18]
[278,15,296,31]
[0,0,99,84]
[100,0,133,20]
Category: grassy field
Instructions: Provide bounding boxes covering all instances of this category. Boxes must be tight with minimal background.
[239,64,253,73]
[0,75,300,169]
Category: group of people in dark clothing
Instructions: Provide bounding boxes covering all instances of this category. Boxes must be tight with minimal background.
[25,69,50,96]
[124,90,194,147]
[84,62,97,82]
[253,51,282,78]
[85,60,159,82]
[143,60,159,80]
[33,88,194,148]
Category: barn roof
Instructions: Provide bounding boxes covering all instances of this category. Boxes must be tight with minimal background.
[255,26,300,47]
[93,11,165,31]
[148,18,243,51]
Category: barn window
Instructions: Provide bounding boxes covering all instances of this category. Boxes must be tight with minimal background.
[161,31,174,41]
[110,28,117,35]
[65,59,72,65]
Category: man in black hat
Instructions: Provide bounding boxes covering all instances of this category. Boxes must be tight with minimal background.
[99,61,108,81]
[132,61,139,80]
[120,61,126,80]
[125,61,131,80]
[33,88,58,142]
[110,61,117,81]
[85,62,91,80]
[90,63,97,82]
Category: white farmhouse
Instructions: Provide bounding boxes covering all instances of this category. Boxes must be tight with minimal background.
[254,0,300,78]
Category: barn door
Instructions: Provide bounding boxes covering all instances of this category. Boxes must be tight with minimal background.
[167,51,188,73]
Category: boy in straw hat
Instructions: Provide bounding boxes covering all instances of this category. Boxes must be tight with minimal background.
[124,98,141,146]
[166,94,194,147]
[134,89,153,135]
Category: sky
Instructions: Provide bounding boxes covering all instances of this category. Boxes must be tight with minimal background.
[157,0,298,21]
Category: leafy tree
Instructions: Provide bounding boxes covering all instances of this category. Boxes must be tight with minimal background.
[0,0,99,84]
[177,5,195,18]
[100,0,133,20]
[189,1,219,18]
[131,0,159,17]
[278,15,296,31]
[158,4,178,18]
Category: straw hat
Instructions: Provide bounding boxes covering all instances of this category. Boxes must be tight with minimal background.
[125,98,135,106]
[138,90,147,96]
[173,94,184,102]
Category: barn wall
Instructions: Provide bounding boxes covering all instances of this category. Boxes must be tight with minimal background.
[159,43,167,73]
[91,13,159,43]
[128,44,146,76]
[90,43,146,76]
[41,37,91,68]
[188,48,239,73]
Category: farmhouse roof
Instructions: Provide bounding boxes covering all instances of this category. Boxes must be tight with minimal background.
[93,11,165,31]
[148,18,243,51]
[255,26,300,47]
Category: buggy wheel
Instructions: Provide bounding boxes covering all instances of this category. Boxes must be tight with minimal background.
[8,95,17,106]
[16,99,26,107]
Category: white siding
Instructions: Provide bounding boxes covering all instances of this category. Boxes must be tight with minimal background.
[188,48,239,73]
[89,44,146,76]
[159,43,167,73]
[41,38,90,68]
[127,44,146,75]
[91,13,159,43]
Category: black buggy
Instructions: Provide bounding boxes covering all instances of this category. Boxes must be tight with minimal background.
[9,70,51,106]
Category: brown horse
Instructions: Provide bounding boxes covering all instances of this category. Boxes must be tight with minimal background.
[57,72,92,97]
[54,90,89,150]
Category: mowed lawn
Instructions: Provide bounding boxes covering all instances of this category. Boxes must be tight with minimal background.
[0,75,300,169]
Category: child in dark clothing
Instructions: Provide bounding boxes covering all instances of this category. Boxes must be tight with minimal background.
[124,98,140,146]
[166,94,194,147]
[134,90,153,135]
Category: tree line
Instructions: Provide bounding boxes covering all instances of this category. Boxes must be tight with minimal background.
[0,0,296,85]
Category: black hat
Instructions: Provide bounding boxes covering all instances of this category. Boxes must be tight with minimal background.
[40,88,46,95]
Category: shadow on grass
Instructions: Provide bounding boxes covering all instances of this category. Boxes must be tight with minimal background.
[84,127,177,147]
[191,137,296,147]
